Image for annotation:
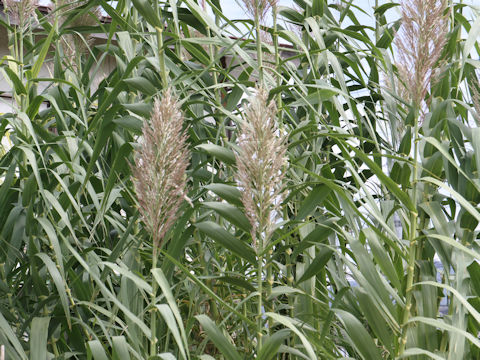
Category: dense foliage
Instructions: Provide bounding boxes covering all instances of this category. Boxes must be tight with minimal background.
[1,0,480,358]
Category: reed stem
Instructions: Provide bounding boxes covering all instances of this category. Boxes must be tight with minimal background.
[272,3,282,125]
[257,245,263,353]
[398,109,419,356]
[156,27,169,89]
[254,0,264,84]
[151,243,158,357]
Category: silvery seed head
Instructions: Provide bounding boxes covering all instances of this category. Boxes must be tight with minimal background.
[241,0,278,23]
[235,87,287,251]
[55,0,101,69]
[394,0,449,111]
[132,90,190,248]
[3,0,37,27]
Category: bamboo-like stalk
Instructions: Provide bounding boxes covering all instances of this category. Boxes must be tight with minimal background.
[272,3,282,126]
[156,27,169,89]
[398,109,419,354]
[19,11,25,111]
[151,245,158,357]
[206,22,227,142]
[256,245,264,351]
[255,0,264,84]
[286,246,294,318]
[393,0,449,355]
[242,0,276,85]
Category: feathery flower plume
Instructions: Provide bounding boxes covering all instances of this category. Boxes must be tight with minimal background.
[3,0,37,27]
[235,87,287,250]
[394,0,449,111]
[132,90,190,248]
[241,0,278,23]
[55,0,101,70]
[56,0,100,23]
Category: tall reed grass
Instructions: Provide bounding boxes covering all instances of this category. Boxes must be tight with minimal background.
[0,0,479,358]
